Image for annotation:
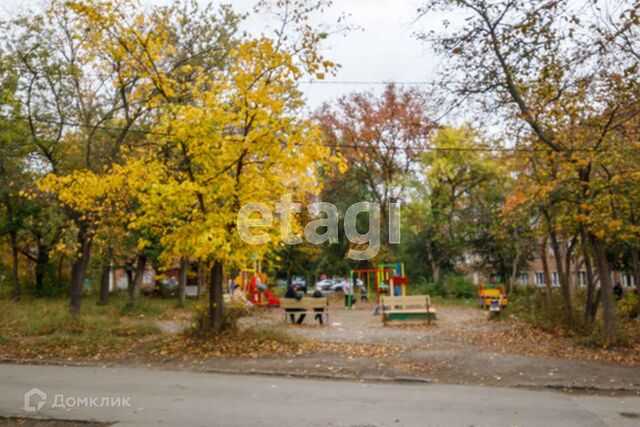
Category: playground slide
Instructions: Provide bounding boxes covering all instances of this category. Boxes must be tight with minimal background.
[246,276,280,307]
[263,289,280,307]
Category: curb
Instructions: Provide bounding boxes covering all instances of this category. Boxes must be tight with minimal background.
[200,366,435,384]
[1,358,638,394]
[515,382,640,395]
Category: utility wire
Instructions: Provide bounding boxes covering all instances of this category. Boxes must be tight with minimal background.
[300,81,438,85]
[0,115,620,153]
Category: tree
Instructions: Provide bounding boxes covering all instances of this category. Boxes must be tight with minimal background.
[317,84,437,259]
[419,0,640,342]
[0,49,31,300]
[408,126,507,283]
[3,0,244,315]
[125,0,341,330]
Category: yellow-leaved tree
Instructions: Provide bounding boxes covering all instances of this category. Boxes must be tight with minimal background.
[129,34,338,330]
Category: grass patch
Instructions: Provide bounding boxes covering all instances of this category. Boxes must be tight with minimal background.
[0,292,195,361]
[408,274,477,300]
[430,296,477,308]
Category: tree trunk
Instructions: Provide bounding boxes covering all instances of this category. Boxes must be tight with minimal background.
[10,231,20,301]
[426,240,440,284]
[209,261,224,332]
[70,222,92,317]
[540,240,553,306]
[128,254,147,307]
[548,229,572,326]
[564,239,576,294]
[98,260,111,306]
[177,257,187,307]
[592,284,602,322]
[125,266,133,292]
[583,239,597,324]
[286,269,293,288]
[196,261,204,299]
[590,234,615,344]
[631,246,640,298]
[509,249,520,293]
[34,240,51,295]
[432,263,441,284]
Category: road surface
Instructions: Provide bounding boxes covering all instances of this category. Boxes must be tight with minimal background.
[0,363,638,426]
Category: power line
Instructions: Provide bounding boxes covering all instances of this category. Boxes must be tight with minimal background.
[300,81,438,85]
[0,114,617,153]
[325,144,553,152]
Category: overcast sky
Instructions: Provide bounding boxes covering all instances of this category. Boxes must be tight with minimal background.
[241,0,443,108]
[1,1,445,109]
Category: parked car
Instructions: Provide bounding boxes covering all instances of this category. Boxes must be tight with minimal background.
[328,278,348,293]
[329,278,366,294]
[315,278,336,291]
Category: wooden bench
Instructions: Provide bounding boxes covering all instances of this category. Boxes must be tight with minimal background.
[281,297,328,325]
[380,295,436,324]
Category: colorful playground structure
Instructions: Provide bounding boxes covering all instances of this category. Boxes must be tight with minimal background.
[234,268,280,307]
[349,262,437,321]
[478,283,508,311]
[349,262,408,304]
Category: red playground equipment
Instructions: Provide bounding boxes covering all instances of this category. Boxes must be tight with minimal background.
[237,270,280,307]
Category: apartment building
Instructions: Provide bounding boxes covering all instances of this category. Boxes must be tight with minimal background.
[459,250,636,290]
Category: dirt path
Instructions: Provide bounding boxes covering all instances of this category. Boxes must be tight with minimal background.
[228,301,640,393]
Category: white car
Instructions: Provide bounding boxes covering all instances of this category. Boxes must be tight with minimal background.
[331,278,366,293]
[328,278,350,293]
[315,279,336,291]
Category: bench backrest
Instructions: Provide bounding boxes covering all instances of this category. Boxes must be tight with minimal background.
[380,295,431,309]
[281,297,328,310]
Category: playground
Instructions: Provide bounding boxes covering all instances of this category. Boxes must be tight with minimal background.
[213,264,640,392]
[2,260,639,395]
[223,298,640,392]
[1,278,639,394]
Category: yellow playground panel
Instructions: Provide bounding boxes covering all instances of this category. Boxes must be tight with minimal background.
[478,283,508,312]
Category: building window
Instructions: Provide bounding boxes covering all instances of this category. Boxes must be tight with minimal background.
[552,271,559,286]
[518,273,528,285]
[577,271,586,287]
[623,274,634,287]
[535,272,544,286]
[465,254,473,264]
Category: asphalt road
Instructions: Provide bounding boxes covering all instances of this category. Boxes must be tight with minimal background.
[1,363,638,427]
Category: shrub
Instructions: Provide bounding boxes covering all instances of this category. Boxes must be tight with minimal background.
[409,277,445,297]
[507,288,593,334]
[443,273,475,299]
[510,284,537,298]
[617,292,639,319]
[190,300,249,333]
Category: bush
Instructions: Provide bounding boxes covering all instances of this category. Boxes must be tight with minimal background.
[409,277,445,297]
[507,287,594,335]
[617,292,639,319]
[510,284,537,298]
[409,273,475,299]
[443,273,475,299]
[190,300,249,334]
